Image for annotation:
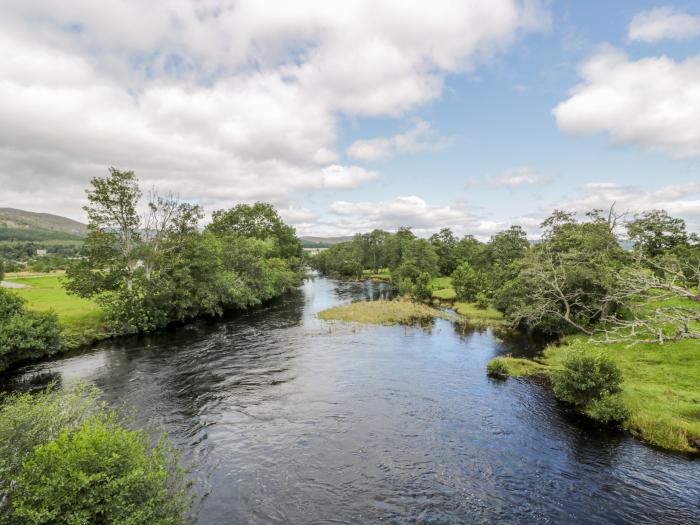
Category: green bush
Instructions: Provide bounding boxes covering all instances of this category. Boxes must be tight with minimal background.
[412,272,433,302]
[451,262,480,302]
[0,384,190,524]
[552,346,623,407]
[475,292,490,310]
[0,289,63,372]
[487,358,509,378]
[588,394,629,425]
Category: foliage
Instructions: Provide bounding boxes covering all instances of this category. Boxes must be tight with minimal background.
[64,168,303,337]
[11,419,188,525]
[587,394,629,425]
[0,384,189,524]
[429,228,459,276]
[451,262,480,302]
[486,358,509,378]
[0,288,63,372]
[626,209,688,258]
[412,272,433,302]
[552,344,623,407]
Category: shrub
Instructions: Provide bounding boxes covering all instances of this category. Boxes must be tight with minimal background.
[0,289,63,372]
[475,292,490,310]
[0,384,190,524]
[552,346,623,407]
[412,272,433,302]
[487,358,509,378]
[588,394,629,425]
[451,262,480,302]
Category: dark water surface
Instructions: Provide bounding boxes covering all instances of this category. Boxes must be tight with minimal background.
[2,278,699,524]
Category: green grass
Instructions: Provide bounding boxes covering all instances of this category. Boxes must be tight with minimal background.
[318,299,453,326]
[487,356,550,377]
[362,269,392,282]
[541,338,700,453]
[6,275,107,347]
[453,302,506,323]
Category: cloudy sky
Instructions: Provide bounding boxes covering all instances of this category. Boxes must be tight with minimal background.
[1,1,699,238]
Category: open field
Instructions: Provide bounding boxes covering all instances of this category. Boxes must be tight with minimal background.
[5,274,107,348]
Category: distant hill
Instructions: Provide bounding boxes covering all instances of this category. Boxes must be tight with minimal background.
[300,235,353,248]
[0,208,86,241]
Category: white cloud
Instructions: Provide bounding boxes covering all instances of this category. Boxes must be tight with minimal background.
[628,6,700,43]
[489,166,550,187]
[0,1,548,219]
[553,47,700,159]
[327,196,504,238]
[346,120,451,161]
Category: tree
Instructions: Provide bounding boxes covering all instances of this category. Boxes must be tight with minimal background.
[382,227,416,271]
[207,202,302,259]
[429,228,459,276]
[626,209,688,258]
[451,262,480,302]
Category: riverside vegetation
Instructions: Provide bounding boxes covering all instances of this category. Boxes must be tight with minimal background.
[0,167,305,373]
[311,208,700,452]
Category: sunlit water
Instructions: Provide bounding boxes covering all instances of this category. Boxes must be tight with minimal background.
[2,278,699,524]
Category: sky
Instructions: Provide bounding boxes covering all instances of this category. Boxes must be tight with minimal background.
[1,0,700,239]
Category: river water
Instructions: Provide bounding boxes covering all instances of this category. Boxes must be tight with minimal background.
[2,278,699,524]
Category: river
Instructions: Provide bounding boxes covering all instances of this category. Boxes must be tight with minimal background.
[1,277,699,524]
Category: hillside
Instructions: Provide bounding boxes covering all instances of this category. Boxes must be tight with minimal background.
[300,235,353,248]
[0,208,86,241]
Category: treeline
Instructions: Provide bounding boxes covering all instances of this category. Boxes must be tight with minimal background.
[311,208,700,338]
[65,168,304,334]
[0,168,304,372]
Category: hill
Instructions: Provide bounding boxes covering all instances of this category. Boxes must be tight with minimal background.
[300,235,353,248]
[0,208,86,241]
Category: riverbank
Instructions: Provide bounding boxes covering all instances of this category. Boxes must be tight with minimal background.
[492,337,700,454]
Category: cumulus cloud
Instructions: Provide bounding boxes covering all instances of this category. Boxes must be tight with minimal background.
[0,0,548,220]
[327,196,505,238]
[346,120,451,161]
[488,166,550,187]
[628,6,700,42]
[553,47,700,159]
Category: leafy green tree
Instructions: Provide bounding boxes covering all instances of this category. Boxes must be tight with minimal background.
[626,209,688,258]
[0,258,4,281]
[207,202,302,259]
[451,262,480,302]
[382,227,416,271]
[429,228,459,276]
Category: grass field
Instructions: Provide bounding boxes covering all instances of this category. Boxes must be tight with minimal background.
[5,275,107,347]
[492,333,700,453]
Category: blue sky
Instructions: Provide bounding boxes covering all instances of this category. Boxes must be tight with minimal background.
[1,1,699,238]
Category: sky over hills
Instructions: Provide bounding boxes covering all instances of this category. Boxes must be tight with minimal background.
[1,1,699,239]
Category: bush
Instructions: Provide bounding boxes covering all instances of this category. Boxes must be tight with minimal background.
[487,358,509,378]
[0,384,190,524]
[552,345,623,407]
[11,418,189,525]
[588,394,629,425]
[0,289,63,372]
[475,292,490,310]
[451,262,480,302]
[412,272,433,302]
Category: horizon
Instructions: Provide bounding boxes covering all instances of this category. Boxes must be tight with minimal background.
[1,1,699,239]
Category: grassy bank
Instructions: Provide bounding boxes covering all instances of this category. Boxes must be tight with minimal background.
[5,275,107,348]
[492,337,700,453]
[318,299,453,326]
[429,276,506,325]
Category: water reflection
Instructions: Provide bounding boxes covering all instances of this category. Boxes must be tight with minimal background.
[1,278,698,524]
